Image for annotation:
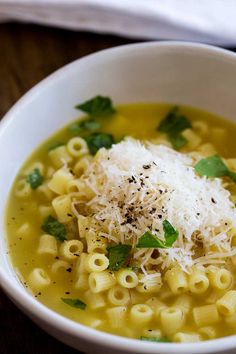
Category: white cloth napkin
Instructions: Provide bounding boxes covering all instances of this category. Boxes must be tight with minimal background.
[0,0,236,46]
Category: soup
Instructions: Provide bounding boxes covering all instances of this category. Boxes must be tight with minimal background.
[6,97,236,343]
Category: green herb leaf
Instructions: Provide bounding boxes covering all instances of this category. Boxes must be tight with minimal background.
[42,215,67,242]
[61,298,86,310]
[85,132,115,155]
[169,133,188,150]
[136,232,166,248]
[194,155,228,178]
[47,142,65,151]
[162,219,179,247]
[107,244,132,271]
[158,107,192,134]
[136,220,178,249]
[26,168,44,189]
[140,336,171,343]
[76,96,116,117]
[195,155,236,184]
[68,119,100,135]
[157,107,191,149]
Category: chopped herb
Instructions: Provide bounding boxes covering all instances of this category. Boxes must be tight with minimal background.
[169,133,188,150]
[157,107,191,149]
[42,215,67,242]
[107,244,132,271]
[68,119,100,135]
[47,142,65,151]
[61,298,86,310]
[195,155,236,183]
[136,220,178,249]
[75,95,116,117]
[140,336,171,343]
[158,106,191,134]
[26,168,44,189]
[85,132,115,155]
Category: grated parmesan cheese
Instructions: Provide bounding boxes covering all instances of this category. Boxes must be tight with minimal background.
[76,138,236,272]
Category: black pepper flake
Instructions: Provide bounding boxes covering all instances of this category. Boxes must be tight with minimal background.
[150,208,156,214]
[55,256,59,260]
[197,213,200,216]
[85,227,89,230]
[211,198,216,204]
[126,217,133,224]
[65,291,70,294]
[143,164,151,169]
[66,268,72,273]
[67,213,73,217]
[158,214,162,219]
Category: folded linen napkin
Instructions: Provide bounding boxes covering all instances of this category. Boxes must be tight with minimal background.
[0,0,236,45]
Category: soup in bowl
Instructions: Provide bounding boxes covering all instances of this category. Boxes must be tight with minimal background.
[1,42,236,354]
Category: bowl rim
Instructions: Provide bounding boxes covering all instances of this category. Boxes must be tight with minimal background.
[1,40,236,353]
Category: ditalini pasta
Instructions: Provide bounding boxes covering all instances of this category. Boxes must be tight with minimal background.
[6,99,236,342]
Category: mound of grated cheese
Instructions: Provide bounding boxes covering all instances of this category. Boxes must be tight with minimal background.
[80,138,236,271]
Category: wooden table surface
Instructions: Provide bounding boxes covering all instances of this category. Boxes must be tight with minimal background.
[0,22,133,354]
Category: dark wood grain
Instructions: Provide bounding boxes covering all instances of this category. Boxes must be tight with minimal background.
[0,22,134,354]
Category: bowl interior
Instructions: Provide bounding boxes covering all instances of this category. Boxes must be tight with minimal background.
[1,42,236,354]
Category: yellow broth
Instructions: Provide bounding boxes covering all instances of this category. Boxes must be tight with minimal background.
[5,103,236,341]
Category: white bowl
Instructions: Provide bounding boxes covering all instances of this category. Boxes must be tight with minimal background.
[1,42,236,354]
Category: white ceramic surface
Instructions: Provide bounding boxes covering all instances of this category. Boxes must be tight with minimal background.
[1,42,236,354]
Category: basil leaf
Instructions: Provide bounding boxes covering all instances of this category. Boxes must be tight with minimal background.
[42,215,67,242]
[136,220,178,249]
[47,142,64,151]
[169,133,188,150]
[61,298,86,310]
[76,96,116,117]
[140,336,171,343]
[194,155,228,178]
[195,155,236,184]
[158,107,192,134]
[26,168,44,189]
[68,119,100,135]
[85,132,115,155]
[107,244,132,271]
[162,219,179,247]
[157,107,191,149]
[136,232,166,248]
